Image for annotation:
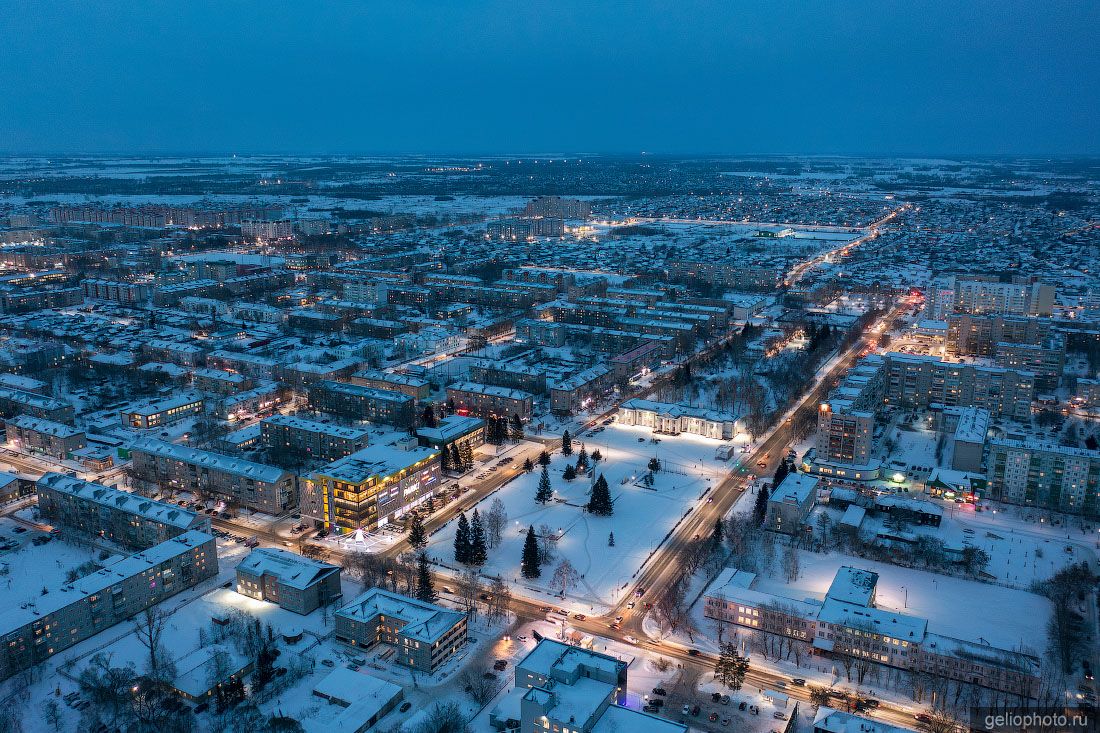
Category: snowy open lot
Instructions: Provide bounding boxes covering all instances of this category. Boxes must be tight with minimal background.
[426,423,734,610]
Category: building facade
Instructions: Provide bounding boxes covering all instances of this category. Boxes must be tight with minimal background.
[235,547,342,615]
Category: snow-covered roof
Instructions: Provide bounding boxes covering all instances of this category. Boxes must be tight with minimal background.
[6,414,83,438]
[619,398,738,424]
[235,547,339,590]
[825,566,878,607]
[812,707,914,733]
[131,437,290,484]
[336,589,465,644]
[37,472,203,530]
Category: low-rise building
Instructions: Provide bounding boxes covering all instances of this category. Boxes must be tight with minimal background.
[36,472,210,549]
[306,668,404,733]
[490,639,685,733]
[335,589,467,673]
[5,415,85,459]
[617,398,740,440]
[119,392,205,429]
[235,547,342,614]
[416,414,485,455]
[766,473,819,534]
[0,531,217,681]
[192,367,252,395]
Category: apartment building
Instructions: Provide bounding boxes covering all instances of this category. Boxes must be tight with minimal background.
[1078,378,1100,409]
[130,437,297,514]
[549,365,613,415]
[617,398,741,440]
[235,547,342,615]
[36,472,210,550]
[335,589,467,673]
[81,278,151,304]
[349,370,431,400]
[192,367,252,395]
[308,380,416,429]
[0,531,217,681]
[216,383,290,420]
[5,415,86,459]
[815,404,874,467]
[986,439,1100,515]
[260,414,370,462]
[945,313,1053,357]
[523,196,591,219]
[446,382,534,422]
[119,391,205,429]
[883,352,1034,420]
[993,337,1065,392]
[0,387,74,424]
[468,360,548,395]
[303,443,441,533]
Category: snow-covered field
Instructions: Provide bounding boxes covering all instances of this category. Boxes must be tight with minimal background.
[426,423,734,611]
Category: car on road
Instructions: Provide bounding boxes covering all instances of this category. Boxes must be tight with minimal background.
[791,678,806,686]
[12,527,26,534]
[687,649,700,656]
[608,622,620,630]
[573,613,586,621]
[914,713,932,724]
[614,615,623,623]
[624,635,638,644]
[773,711,787,720]
[321,659,334,667]
[540,606,552,613]
[626,601,636,609]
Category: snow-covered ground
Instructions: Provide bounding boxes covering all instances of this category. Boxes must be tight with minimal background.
[426,423,735,612]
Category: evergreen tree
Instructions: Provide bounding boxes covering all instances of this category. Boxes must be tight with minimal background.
[587,474,613,515]
[648,456,661,472]
[521,526,541,579]
[576,444,589,472]
[408,512,427,550]
[416,552,437,603]
[469,509,488,566]
[608,531,615,547]
[713,643,749,690]
[752,483,769,527]
[710,516,725,551]
[449,443,462,472]
[562,464,577,481]
[538,450,551,466]
[773,459,789,488]
[459,440,474,471]
[523,457,534,472]
[425,493,435,513]
[511,414,525,441]
[441,444,453,471]
[454,512,471,564]
[591,448,602,463]
[561,430,573,456]
[421,404,437,428]
[536,465,553,503]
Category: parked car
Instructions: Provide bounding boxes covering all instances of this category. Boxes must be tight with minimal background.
[399,702,412,713]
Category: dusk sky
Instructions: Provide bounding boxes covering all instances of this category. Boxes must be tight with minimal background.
[2,1,1096,155]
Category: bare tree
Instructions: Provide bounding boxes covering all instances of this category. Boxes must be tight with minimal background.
[460,670,499,705]
[134,606,172,681]
[653,575,691,639]
[781,543,800,583]
[486,576,512,625]
[484,498,508,549]
[550,558,580,597]
[457,567,481,619]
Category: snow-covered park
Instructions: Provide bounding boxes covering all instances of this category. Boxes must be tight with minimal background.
[426,423,735,610]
